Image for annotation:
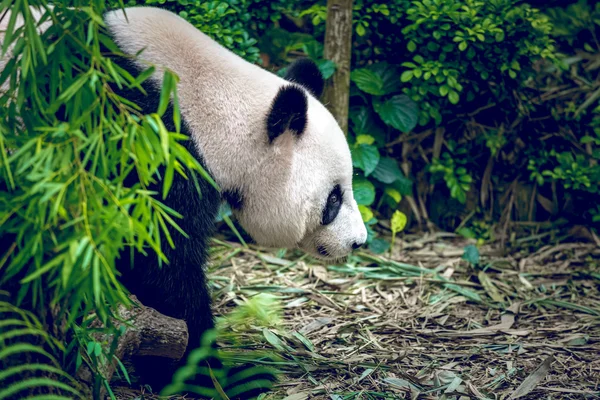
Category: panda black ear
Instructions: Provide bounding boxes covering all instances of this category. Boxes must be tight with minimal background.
[266,85,308,143]
[283,58,324,99]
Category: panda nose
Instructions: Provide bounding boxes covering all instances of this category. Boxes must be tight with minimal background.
[352,241,364,250]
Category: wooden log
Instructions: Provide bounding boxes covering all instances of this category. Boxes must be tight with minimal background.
[76,295,188,398]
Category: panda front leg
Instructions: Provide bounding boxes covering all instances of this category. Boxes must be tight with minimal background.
[118,247,220,392]
[121,255,276,398]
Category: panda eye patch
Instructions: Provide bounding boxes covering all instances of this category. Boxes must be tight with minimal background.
[322,184,343,225]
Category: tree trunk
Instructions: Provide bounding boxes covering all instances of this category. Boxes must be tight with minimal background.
[322,0,354,136]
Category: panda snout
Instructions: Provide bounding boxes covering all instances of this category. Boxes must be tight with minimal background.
[351,241,364,250]
[317,244,329,257]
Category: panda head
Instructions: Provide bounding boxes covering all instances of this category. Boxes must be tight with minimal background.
[225,58,367,260]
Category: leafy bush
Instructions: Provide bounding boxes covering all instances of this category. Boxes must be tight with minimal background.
[400,0,556,125]
[543,0,600,47]
[348,63,418,252]
[347,1,557,245]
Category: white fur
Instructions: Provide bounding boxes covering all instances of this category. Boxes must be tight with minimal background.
[1,6,367,259]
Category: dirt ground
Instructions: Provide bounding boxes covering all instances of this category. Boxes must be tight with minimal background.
[116,232,600,399]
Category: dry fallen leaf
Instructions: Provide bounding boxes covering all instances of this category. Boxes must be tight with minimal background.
[509,355,555,399]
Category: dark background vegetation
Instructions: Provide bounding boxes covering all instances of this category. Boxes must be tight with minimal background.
[1,0,599,399]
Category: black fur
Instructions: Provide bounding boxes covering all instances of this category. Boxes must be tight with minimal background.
[222,188,244,210]
[283,58,325,98]
[266,85,308,143]
[322,184,343,225]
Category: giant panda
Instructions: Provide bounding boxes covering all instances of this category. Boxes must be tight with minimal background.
[0,4,367,395]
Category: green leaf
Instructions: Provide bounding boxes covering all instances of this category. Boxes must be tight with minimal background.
[352,177,376,206]
[448,90,460,104]
[316,59,336,80]
[391,211,407,234]
[356,134,375,145]
[373,95,419,133]
[350,63,401,96]
[385,187,402,203]
[400,70,413,82]
[462,245,480,265]
[351,144,380,176]
[358,205,374,222]
[458,41,468,51]
[158,70,174,116]
[372,157,404,184]
[351,68,385,95]
[369,238,390,254]
[262,328,288,352]
[350,106,386,144]
[457,227,476,239]
[444,283,482,302]
[407,40,417,52]
[356,23,366,36]
[393,173,414,195]
[369,63,402,94]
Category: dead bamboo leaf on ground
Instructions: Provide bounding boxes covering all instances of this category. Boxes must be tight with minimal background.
[509,355,555,399]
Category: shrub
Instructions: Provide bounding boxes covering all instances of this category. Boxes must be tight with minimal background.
[400,0,556,125]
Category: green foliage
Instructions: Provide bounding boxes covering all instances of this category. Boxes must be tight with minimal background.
[277,0,563,242]
[161,294,284,399]
[528,149,600,193]
[399,0,556,126]
[543,0,600,44]
[0,298,85,399]
[462,244,480,266]
[456,217,495,245]
[216,293,282,335]
[348,62,417,251]
[0,1,217,395]
[429,143,473,204]
[0,0,205,308]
